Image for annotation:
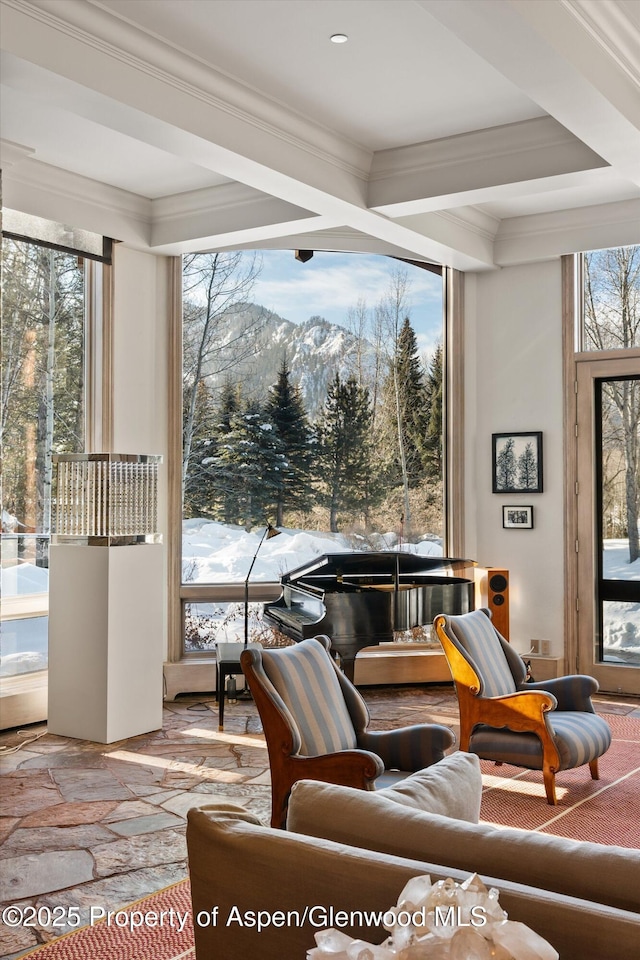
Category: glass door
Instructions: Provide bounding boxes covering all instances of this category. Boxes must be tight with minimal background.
[576,357,640,694]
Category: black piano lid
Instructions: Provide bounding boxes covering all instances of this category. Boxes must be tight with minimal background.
[279,551,475,586]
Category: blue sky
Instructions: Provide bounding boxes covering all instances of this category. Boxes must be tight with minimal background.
[246,250,443,358]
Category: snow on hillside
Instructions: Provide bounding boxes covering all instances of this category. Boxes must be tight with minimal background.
[200,304,377,418]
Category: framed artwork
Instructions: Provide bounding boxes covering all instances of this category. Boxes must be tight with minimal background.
[502,505,534,529]
[492,431,543,493]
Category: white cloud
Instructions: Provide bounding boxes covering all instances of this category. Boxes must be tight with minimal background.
[249,250,442,337]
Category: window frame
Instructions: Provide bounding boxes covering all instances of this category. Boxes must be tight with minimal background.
[563,249,640,689]
[167,256,465,664]
[0,231,111,728]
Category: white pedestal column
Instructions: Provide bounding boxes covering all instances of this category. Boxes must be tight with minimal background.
[48,543,164,743]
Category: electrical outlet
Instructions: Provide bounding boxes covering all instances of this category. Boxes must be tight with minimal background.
[530,639,540,654]
[541,640,551,656]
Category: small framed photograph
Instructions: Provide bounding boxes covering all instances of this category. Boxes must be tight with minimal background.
[492,431,543,493]
[503,505,534,529]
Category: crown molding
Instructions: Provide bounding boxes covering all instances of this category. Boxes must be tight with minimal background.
[2,157,152,244]
[4,0,372,181]
[392,210,495,268]
[370,117,581,180]
[436,207,501,244]
[0,138,35,167]
[561,1,640,89]
[151,181,311,222]
[494,196,640,265]
[368,117,607,214]
[151,182,321,249]
[496,195,640,240]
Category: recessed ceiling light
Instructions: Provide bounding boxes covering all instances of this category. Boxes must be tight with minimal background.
[330,34,348,44]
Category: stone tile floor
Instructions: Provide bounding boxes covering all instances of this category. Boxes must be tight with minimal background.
[1,684,639,957]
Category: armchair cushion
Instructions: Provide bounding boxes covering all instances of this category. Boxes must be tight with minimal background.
[470,726,548,766]
[449,608,516,697]
[470,712,612,770]
[260,639,357,756]
[547,711,612,768]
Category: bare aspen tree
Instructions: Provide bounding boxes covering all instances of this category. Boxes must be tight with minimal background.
[584,247,639,563]
[182,251,264,494]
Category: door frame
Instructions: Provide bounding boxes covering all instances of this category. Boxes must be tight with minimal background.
[574,352,640,694]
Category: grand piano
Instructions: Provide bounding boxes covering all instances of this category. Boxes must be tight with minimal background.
[263,552,475,681]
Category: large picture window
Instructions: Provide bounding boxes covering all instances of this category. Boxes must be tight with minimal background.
[1,221,108,709]
[572,244,640,695]
[180,251,445,653]
[581,246,640,352]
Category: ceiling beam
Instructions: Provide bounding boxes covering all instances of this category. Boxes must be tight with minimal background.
[0,0,497,268]
[417,0,640,186]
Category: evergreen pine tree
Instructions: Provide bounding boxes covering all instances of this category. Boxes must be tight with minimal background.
[424,342,443,478]
[214,400,285,529]
[495,438,517,490]
[517,442,538,490]
[264,357,315,525]
[185,379,239,520]
[381,316,429,490]
[317,373,376,532]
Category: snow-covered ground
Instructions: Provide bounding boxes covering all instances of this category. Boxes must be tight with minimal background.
[602,540,640,658]
[603,539,640,580]
[2,526,639,673]
[181,518,443,584]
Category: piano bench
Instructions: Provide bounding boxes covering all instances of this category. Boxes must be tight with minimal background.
[353,644,452,686]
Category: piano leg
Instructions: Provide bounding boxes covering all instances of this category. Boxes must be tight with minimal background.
[340,657,356,683]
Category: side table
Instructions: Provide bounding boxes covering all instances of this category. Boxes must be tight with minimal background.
[216,642,260,731]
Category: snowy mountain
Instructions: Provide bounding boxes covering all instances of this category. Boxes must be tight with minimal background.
[201,303,377,419]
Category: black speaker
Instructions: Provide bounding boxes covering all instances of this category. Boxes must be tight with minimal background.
[487,568,509,640]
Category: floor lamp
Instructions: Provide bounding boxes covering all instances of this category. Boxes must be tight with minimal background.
[244,523,280,648]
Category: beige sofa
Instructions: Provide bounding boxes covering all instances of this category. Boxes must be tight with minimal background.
[186,755,640,959]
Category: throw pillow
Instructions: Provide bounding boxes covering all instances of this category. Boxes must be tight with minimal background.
[375,751,482,822]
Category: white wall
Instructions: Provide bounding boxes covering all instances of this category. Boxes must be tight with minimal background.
[112,245,171,658]
[464,260,565,657]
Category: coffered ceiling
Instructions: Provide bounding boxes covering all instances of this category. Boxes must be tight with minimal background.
[1,0,639,270]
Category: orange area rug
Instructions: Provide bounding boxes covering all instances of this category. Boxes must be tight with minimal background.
[22,880,194,959]
[479,713,640,847]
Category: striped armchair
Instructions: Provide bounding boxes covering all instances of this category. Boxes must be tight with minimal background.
[241,636,455,827]
[434,609,612,804]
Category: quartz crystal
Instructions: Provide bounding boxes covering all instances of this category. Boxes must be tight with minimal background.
[307,874,559,960]
[449,928,492,960]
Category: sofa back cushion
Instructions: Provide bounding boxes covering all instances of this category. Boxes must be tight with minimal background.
[260,638,357,756]
[287,778,640,915]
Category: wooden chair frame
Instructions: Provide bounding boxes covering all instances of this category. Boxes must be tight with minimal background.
[241,637,454,826]
[241,646,383,827]
[434,614,584,804]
